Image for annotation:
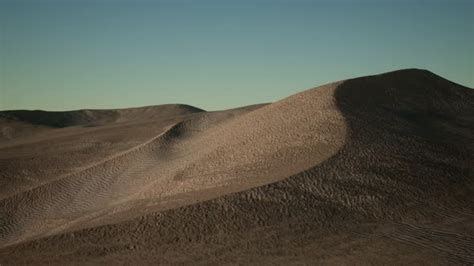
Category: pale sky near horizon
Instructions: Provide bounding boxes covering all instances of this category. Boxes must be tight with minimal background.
[1,0,473,111]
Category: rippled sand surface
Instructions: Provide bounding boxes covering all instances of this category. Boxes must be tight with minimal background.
[1,69,473,265]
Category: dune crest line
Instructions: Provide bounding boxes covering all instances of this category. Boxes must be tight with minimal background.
[1,69,473,264]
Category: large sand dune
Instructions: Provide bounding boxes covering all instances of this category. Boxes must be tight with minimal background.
[0,69,473,264]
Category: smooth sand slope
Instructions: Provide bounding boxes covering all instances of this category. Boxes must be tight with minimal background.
[0,69,473,265]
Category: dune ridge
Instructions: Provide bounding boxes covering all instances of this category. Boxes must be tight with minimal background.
[0,79,346,247]
[0,69,473,264]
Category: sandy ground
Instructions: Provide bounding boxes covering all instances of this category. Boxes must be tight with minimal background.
[0,69,473,265]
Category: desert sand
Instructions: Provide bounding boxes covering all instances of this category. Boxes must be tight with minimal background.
[0,69,473,265]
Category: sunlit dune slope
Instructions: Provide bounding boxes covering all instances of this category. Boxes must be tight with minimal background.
[0,69,473,265]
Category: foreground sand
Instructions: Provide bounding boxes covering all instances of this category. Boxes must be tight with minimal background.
[0,69,473,265]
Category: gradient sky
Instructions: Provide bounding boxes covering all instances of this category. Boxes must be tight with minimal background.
[1,0,473,111]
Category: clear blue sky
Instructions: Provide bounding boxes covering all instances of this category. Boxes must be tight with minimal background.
[1,0,473,111]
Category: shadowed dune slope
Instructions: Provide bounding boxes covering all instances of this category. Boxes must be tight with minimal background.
[0,69,473,265]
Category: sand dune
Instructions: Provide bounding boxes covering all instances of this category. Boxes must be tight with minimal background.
[0,69,473,264]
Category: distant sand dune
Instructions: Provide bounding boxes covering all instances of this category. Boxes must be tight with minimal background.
[0,69,473,265]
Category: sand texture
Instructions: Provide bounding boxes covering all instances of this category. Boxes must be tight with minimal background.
[0,69,473,265]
